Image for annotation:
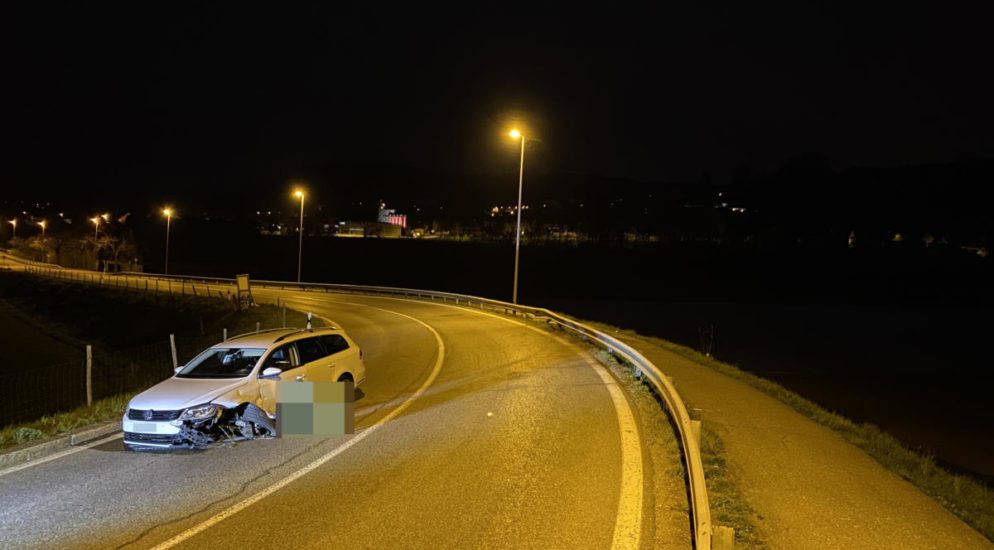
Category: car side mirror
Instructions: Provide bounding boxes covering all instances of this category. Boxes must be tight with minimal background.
[261,367,282,378]
[174,366,183,374]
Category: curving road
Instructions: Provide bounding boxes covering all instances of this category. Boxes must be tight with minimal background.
[0,268,666,549]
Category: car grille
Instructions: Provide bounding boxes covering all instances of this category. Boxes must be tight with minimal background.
[124,432,178,445]
[127,409,182,421]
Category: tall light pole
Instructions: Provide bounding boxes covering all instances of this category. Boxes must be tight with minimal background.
[509,128,526,304]
[162,208,173,275]
[37,220,46,239]
[8,219,16,239]
[90,216,100,238]
[293,189,305,283]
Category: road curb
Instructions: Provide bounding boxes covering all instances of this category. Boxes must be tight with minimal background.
[0,421,120,470]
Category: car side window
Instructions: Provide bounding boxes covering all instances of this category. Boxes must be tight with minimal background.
[262,344,297,373]
[296,337,328,365]
[318,335,350,355]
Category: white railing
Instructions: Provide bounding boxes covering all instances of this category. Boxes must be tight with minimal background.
[11,259,714,549]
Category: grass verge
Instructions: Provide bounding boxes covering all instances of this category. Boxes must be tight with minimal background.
[586,320,994,543]
[592,349,692,548]
[697,423,764,548]
[595,348,764,549]
[0,394,131,450]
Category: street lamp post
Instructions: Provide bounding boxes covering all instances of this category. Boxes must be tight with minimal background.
[90,217,100,238]
[294,189,305,283]
[8,219,16,239]
[509,129,526,304]
[37,220,46,239]
[162,208,173,275]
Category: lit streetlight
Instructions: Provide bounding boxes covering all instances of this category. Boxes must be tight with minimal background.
[8,219,16,239]
[293,189,305,283]
[90,216,101,238]
[162,208,174,275]
[508,128,526,304]
[37,220,46,239]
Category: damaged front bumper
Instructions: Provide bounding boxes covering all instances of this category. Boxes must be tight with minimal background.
[123,404,276,449]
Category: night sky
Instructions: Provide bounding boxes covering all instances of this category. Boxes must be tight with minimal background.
[3,3,992,201]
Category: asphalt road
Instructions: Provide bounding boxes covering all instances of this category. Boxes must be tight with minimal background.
[0,266,657,549]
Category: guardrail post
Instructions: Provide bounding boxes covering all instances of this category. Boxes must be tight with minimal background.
[256,321,261,333]
[690,419,702,446]
[223,328,227,341]
[169,334,178,370]
[282,306,287,328]
[85,345,93,407]
[714,525,735,550]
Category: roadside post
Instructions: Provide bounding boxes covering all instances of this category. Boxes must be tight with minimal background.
[85,345,93,407]
[169,334,177,370]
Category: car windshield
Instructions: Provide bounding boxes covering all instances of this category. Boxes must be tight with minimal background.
[176,348,265,379]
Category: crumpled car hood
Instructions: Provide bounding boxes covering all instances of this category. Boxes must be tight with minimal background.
[128,377,248,412]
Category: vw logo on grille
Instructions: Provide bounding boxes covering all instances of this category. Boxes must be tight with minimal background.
[144,409,154,421]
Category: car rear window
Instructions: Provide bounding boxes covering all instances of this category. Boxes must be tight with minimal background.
[318,335,350,354]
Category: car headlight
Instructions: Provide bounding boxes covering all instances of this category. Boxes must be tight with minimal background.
[179,404,219,421]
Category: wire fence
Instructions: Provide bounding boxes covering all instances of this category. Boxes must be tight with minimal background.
[20,265,240,302]
[1,334,224,427]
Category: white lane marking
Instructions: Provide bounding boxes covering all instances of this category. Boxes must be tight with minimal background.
[0,433,123,478]
[150,305,445,550]
[585,355,644,550]
[335,294,644,550]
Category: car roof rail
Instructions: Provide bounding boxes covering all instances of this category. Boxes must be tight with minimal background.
[226,327,299,342]
[272,326,339,343]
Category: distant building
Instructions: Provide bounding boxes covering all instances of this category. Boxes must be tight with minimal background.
[377,204,407,229]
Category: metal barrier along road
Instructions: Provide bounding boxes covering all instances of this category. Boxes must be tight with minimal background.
[10,259,714,549]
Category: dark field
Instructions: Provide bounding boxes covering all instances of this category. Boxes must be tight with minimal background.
[156,231,994,477]
[0,303,78,367]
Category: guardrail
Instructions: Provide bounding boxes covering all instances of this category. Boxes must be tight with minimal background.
[13,261,714,549]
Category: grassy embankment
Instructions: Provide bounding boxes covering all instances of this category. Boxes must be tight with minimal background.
[588,320,994,544]
[0,272,320,450]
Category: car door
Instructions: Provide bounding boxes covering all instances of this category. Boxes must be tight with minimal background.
[295,336,333,382]
[258,343,301,415]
